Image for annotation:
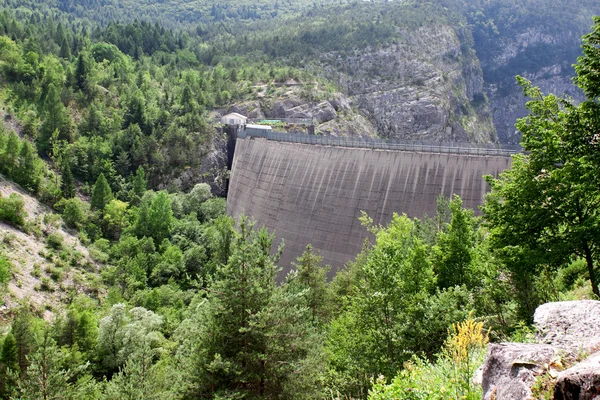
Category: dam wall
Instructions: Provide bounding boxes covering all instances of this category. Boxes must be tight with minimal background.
[227,137,512,273]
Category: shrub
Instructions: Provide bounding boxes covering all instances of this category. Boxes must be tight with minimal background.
[39,277,54,292]
[61,197,88,229]
[0,254,12,287]
[0,193,26,226]
[46,232,64,250]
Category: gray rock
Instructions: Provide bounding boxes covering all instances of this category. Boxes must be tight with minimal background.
[535,301,600,355]
[287,101,337,124]
[554,352,600,400]
[229,101,264,119]
[481,343,560,400]
[318,24,496,143]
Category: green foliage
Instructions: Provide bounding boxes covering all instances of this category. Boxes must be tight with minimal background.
[45,232,64,250]
[432,195,478,289]
[60,197,88,229]
[0,254,12,289]
[484,33,600,306]
[192,217,324,399]
[575,16,600,99]
[0,193,26,227]
[91,173,114,211]
[368,317,488,400]
[289,244,330,323]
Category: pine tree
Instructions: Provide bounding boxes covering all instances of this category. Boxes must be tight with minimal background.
[11,310,34,378]
[0,333,18,397]
[130,166,147,205]
[194,218,324,399]
[38,83,70,154]
[61,160,76,199]
[290,244,330,323]
[3,131,20,176]
[90,173,113,211]
[15,141,40,192]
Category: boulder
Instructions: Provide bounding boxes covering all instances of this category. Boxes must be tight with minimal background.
[481,343,560,400]
[535,301,600,354]
[287,101,338,124]
[554,351,600,400]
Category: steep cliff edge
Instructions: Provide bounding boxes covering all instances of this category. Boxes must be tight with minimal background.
[479,27,586,143]
[319,24,496,143]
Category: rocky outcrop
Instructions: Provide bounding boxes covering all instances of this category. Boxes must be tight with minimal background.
[481,301,600,400]
[228,88,378,138]
[318,25,496,143]
[159,130,229,197]
[477,27,586,144]
[481,343,561,400]
[535,301,600,354]
[554,352,600,400]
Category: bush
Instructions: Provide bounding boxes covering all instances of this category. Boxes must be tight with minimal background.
[0,254,12,287]
[0,193,26,226]
[60,197,88,229]
[46,232,64,250]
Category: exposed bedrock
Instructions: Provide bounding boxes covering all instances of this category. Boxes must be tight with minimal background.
[227,137,511,273]
[481,301,600,400]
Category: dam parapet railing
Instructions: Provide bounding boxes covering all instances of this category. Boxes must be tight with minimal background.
[237,129,522,156]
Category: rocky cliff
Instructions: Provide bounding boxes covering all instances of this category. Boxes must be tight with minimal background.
[319,25,497,143]
[227,84,378,138]
[479,27,586,143]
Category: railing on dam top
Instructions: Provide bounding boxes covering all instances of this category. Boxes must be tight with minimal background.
[237,129,522,156]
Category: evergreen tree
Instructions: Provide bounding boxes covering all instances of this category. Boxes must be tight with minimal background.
[61,160,76,199]
[289,244,330,323]
[59,35,71,59]
[432,196,477,289]
[11,310,34,378]
[15,141,40,192]
[2,131,20,176]
[0,333,18,397]
[194,218,323,399]
[75,52,92,94]
[90,173,113,211]
[38,83,70,154]
[130,166,147,205]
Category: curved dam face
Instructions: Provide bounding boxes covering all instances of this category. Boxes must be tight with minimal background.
[227,137,512,273]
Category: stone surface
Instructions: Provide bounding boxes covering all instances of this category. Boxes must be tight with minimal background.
[319,24,496,143]
[227,137,511,274]
[481,343,560,400]
[535,301,600,354]
[554,352,600,400]
[228,89,377,138]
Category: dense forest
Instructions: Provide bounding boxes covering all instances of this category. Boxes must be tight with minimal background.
[0,0,599,398]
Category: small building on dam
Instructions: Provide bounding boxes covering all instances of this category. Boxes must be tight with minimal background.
[226,127,516,276]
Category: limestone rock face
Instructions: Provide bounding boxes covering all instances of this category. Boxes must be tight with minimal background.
[481,343,560,400]
[554,352,600,400]
[481,301,600,400]
[228,88,377,138]
[319,24,496,143]
[535,301,600,354]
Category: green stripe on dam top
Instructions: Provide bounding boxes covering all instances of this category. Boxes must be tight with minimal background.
[227,137,513,276]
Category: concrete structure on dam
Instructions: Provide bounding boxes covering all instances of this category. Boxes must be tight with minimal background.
[227,135,514,274]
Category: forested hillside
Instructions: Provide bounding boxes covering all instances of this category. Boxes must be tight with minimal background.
[0,0,599,399]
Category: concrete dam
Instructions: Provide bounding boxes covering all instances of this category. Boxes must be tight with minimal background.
[227,134,514,273]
